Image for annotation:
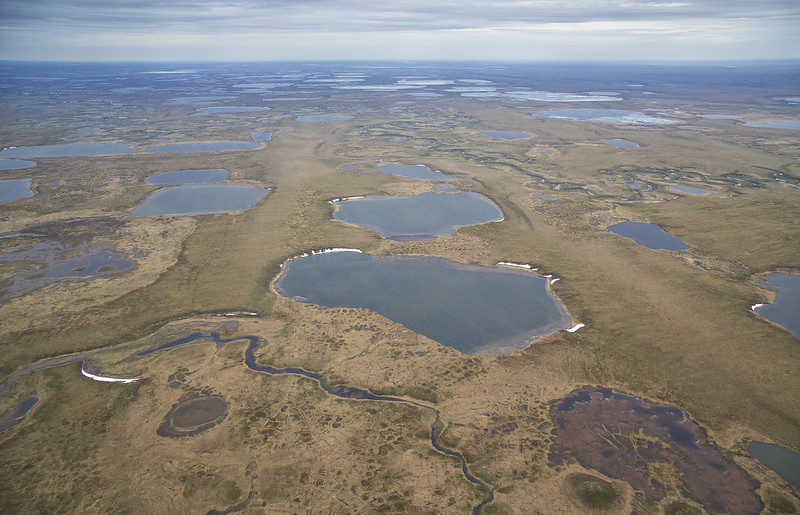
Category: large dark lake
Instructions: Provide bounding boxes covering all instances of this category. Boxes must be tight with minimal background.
[608,221,689,251]
[333,191,503,240]
[130,184,268,216]
[273,251,573,355]
[754,272,800,338]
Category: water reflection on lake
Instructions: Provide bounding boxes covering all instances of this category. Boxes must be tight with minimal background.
[753,272,800,338]
[374,164,454,181]
[0,178,34,202]
[274,251,573,355]
[333,191,503,240]
[145,169,229,185]
[130,184,268,216]
[608,221,689,251]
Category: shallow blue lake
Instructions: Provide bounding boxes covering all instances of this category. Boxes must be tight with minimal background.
[145,169,229,185]
[608,221,689,251]
[0,160,36,170]
[130,184,268,216]
[0,143,136,157]
[754,273,800,338]
[296,115,353,121]
[743,121,800,129]
[0,178,34,202]
[534,109,677,125]
[144,142,259,153]
[747,440,800,488]
[333,191,503,240]
[195,106,271,114]
[251,132,272,142]
[668,185,708,195]
[479,130,532,139]
[602,139,639,148]
[273,251,573,355]
[375,164,454,181]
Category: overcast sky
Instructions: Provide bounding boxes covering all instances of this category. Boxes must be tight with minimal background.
[1,0,798,61]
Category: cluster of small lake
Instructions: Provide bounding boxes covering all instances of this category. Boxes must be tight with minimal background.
[534,109,678,125]
[332,191,504,240]
[607,221,689,251]
[273,251,573,355]
[374,164,454,181]
[0,178,34,203]
[0,241,136,302]
[753,272,800,339]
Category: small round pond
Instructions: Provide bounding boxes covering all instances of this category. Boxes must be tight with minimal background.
[332,191,504,240]
[608,221,689,251]
[273,251,573,355]
[130,184,268,216]
[158,396,228,437]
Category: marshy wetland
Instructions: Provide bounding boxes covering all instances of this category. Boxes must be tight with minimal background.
[1,61,800,513]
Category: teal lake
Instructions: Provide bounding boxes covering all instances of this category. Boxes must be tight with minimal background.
[754,273,800,338]
[608,221,689,251]
[273,251,573,355]
[130,184,268,216]
[0,178,34,202]
[333,191,504,240]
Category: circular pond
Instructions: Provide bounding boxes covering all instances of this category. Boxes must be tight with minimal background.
[157,396,228,437]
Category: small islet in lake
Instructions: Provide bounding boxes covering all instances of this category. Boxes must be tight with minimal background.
[130,184,268,216]
[0,178,34,202]
[753,272,800,339]
[273,250,573,355]
[374,164,454,181]
[608,221,689,251]
[332,191,504,240]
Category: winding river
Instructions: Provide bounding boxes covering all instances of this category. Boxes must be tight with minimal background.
[2,328,494,514]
